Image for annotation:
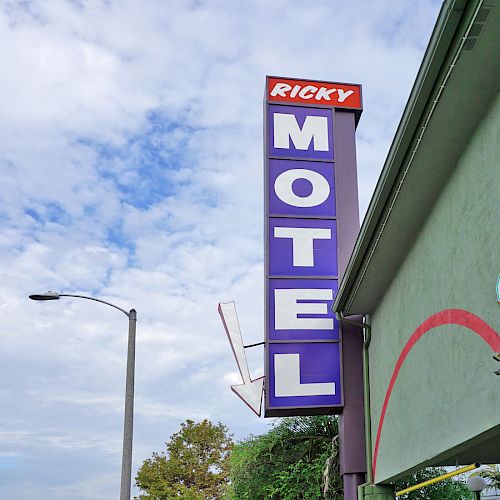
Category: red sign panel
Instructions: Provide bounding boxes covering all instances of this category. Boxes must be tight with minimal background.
[267,76,362,110]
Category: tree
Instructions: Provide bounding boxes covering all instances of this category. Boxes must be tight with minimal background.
[228,416,477,500]
[227,416,342,499]
[135,419,233,499]
[393,467,474,500]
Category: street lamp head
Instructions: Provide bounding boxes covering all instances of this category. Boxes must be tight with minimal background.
[29,291,61,301]
[467,475,487,492]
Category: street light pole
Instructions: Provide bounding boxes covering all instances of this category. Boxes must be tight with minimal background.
[29,291,137,500]
[121,308,136,500]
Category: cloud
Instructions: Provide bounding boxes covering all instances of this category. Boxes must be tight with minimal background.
[0,0,441,497]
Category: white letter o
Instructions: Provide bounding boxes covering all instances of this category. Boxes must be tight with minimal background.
[274,168,330,207]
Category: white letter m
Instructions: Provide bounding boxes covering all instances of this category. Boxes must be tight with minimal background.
[273,113,329,151]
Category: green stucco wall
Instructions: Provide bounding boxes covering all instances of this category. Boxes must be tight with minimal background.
[369,91,500,483]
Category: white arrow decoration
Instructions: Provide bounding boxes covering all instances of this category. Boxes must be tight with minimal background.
[218,301,264,417]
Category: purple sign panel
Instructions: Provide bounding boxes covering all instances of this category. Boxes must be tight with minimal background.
[269,218,338,277]
[268,104,334,161]
[268,343,342,408]
[268,279,339,341]
[268,159,336,217]
[265,78,344,417]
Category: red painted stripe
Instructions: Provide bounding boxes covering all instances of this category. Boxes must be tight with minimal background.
[372,309,500,481]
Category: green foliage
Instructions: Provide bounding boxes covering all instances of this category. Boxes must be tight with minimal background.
[227,416,342,500]
[394,467,474,500]
[135,419,233,499]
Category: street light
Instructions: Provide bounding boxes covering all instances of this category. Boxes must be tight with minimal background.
[467,475,487,500]
[29,291,137,500]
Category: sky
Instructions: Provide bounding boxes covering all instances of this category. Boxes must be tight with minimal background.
[0,0,442,498]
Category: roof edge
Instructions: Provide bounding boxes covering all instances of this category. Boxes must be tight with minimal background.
[333,0,469,315]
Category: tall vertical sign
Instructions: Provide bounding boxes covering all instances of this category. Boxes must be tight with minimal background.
[264,76,362,417]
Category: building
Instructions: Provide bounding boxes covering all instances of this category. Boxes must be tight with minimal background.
[333,0,500,497]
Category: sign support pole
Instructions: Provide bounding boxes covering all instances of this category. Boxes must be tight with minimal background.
[334,110,366,500]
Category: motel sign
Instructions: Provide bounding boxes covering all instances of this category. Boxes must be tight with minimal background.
[264,76,362,417]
